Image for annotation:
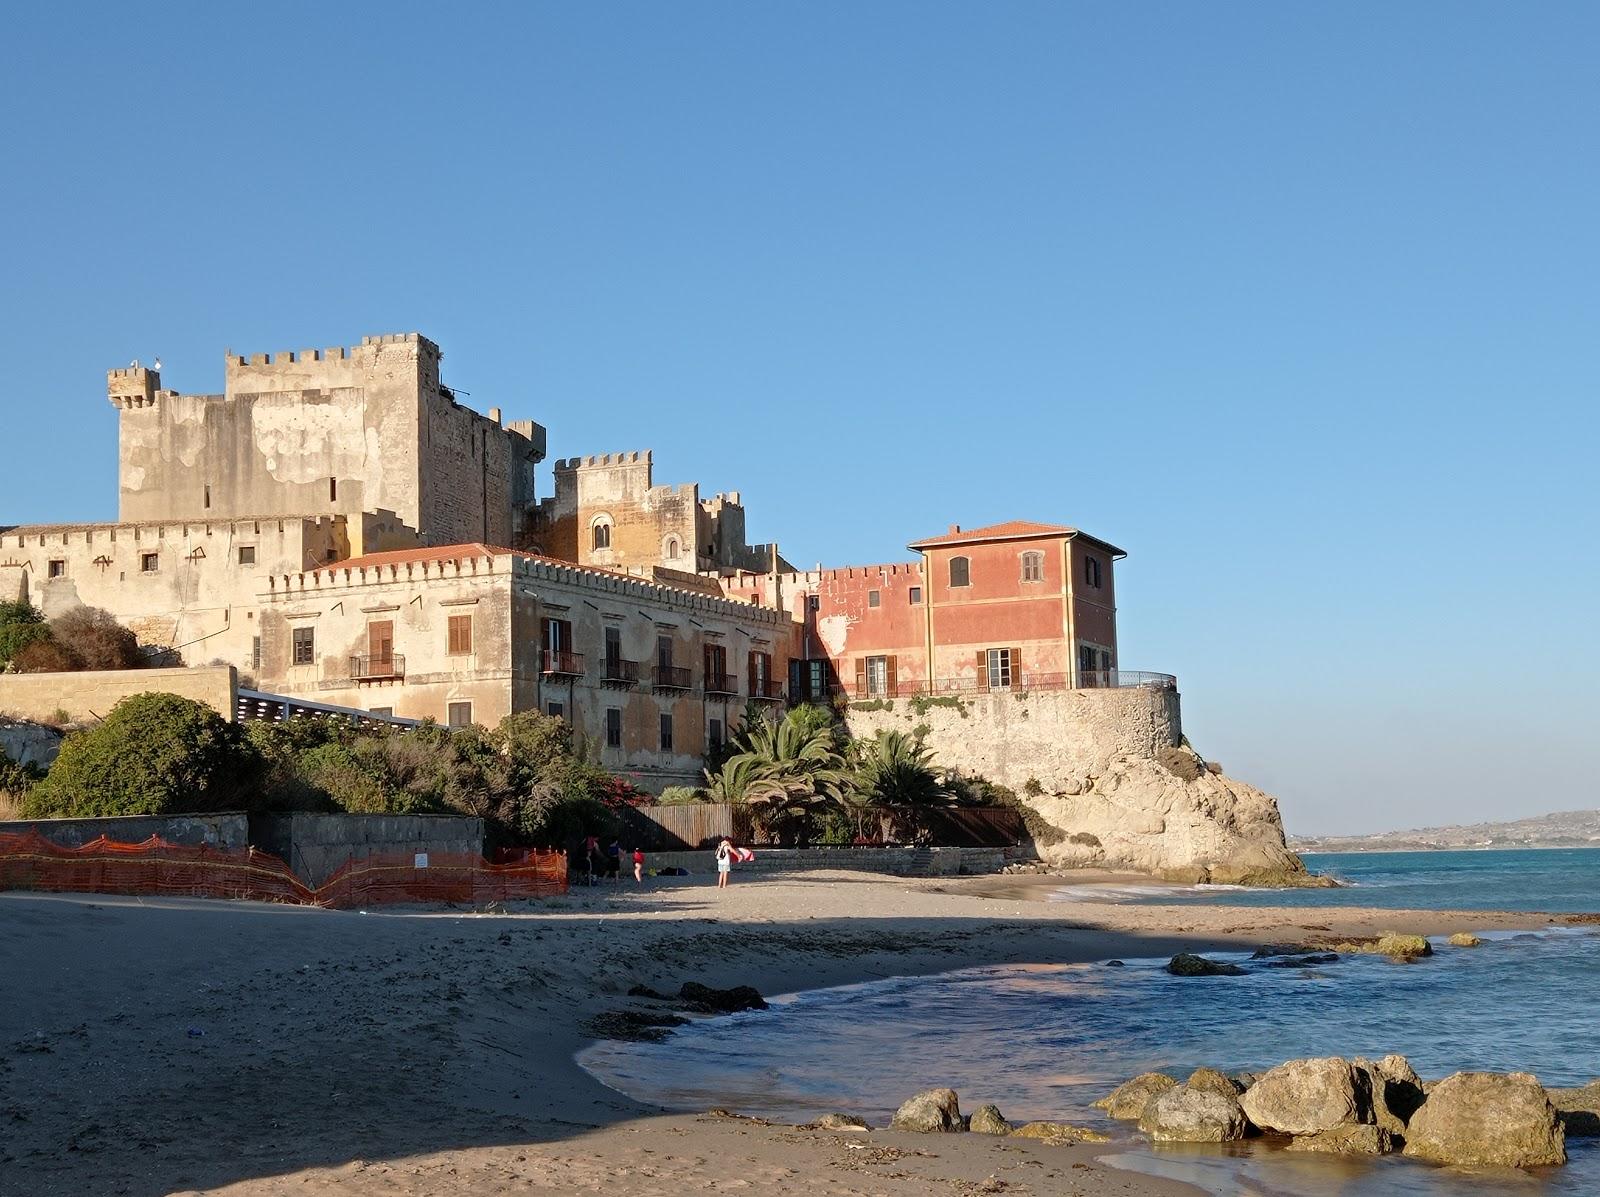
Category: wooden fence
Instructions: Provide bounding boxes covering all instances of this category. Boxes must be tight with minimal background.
[618,803,1025,851]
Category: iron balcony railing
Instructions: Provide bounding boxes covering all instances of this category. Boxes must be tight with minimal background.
[749,677,784,700]
[350,653,405,681]
[541,649,585,676]
[840,670,1176,700]
[705,672,739,696]
[602,657,640,685]
[654,663,693,690]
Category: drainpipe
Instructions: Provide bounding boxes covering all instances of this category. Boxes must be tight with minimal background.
[921,552,935,693]
[1063,534,1078,688]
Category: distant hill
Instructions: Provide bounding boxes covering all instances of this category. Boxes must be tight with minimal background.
[1290,809,1600,853]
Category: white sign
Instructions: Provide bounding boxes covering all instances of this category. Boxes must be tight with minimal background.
[414,853,429,869]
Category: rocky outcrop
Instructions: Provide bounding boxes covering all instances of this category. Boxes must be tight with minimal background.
[843,687,1320,887]
[968,1104,1012,1134]
[1138,1083,1248,1143]
[1009,1121,1109,1144]
[1284,1125,1393,1155]
[1403,1072,1565,1168]
[678,982,767,1013]
[1448,932,1483,947]
[1546,1081,1600,1137]
[1354,1055,1425,1135]
[890,1088,962,1133]
[801,1112,870,1131]
[1241,1058,1373,1135]
[0,717,61,771]
[1166,953,1245,977]
[1093,1072,1177,1120]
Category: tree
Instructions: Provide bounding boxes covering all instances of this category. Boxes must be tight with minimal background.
[0,601,51,670]
[24,692,259,818]
[853,730,949,808]
[48,607,147,670]
[701,706,852,843]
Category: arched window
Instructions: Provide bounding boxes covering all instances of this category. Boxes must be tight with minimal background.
[1020,551,1044,583]
[664,536,680,561]
[949,555,970,588]
[592,520,612,551]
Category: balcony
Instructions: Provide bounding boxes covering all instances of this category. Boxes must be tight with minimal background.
[839,670,1177,700]
[749,677,785,701]
[601,657,640,687]
[541,649,585,677]
[350,653,405,682]
[653,663,693,691]
[705,672,739,697]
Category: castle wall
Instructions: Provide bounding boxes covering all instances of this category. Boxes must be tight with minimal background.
[534,452,703,571]
[114,334,543,551]
[0,518,347,676]
[0,665,238,727]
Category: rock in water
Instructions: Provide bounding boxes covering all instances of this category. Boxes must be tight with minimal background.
[1546,1081,1600,1137]
[1185,1067,1243,1099]
[1285,1125,1394,1155]
[1093,1072,1178,1120]
[1374,933,1432,959]
[1241,1058,1373,1135]
[890,1088,963,1133]
[1353,1054,1426,1133]
[1166,953,1246,977]
[1009,1121,1109,1144]
[1448,932,1483,947]
[1139,1084,1248,1143]
[969,1104,1012,1134]
[678,982,767,1012]
[1403,1072,1566,1168]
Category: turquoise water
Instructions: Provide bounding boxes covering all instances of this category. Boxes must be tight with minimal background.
[581,850,1600,1196]
[1129,848,1600,913]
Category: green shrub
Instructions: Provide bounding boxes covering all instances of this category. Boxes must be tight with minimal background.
[656,785,706,805]
[1023,777,1044,797]
[0,757,43,799]
[0,601,51,670]
[24,693,258,817]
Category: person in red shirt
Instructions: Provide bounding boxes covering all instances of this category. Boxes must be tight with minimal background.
[633,847,645,884]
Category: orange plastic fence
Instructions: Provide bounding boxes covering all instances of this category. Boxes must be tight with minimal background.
[0,830,567,908]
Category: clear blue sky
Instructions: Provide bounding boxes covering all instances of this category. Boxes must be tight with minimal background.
[4,3,1595,835]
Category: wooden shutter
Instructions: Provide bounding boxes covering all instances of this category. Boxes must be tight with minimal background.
[854,659,867,697]
[976,649,987,689]
[748,651,758,694]
[448,614,471,655]
[1011,647,1022,687]
[885,655,898,697]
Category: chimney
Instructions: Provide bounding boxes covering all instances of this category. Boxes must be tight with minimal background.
[488,407,502,425]
[948,524,961,535]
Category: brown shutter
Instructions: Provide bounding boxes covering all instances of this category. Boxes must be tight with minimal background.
[885,654,898,697]
[1012,646,1023,687]
[976,649,987,689]
[748,650,757,694]
[854,658,867,697]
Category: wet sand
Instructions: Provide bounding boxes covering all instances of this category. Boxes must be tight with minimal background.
[0,869,1566,1197]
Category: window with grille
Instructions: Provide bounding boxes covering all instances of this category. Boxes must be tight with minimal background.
[141,552,160,573]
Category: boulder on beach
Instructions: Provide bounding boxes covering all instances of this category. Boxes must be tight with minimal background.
[678,982,768,1012]
[1009,1120,1110,1145]
[1185,1067,1243,1099]
[1138,1084,1248,1143]
[1546,1081,1600,1137]
[1284,1124,1394,1155]
[1373,933,1432,959]
[1353,1054,1426,1134]
[969,1104,1012,1135]
[1166,953,1246,977]
[1403,1072,1565,1168]
[801,1112,870,1131]
[1240,1057,1373,1135]
[1093,1072,1178,1120]
[890,1088,963,1133]
[1448,932,1483,947]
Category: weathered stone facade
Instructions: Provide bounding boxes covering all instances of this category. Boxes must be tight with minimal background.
[112,334,545,553]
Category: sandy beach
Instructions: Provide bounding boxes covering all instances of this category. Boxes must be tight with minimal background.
[0,869,1568,1197]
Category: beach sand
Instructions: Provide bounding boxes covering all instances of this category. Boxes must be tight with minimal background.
[0,869,1565,1197]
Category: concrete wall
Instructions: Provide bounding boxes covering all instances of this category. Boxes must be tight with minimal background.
[247,813,485,887]
[0,812,248,849]
[638,844,1027,877]
[844,683,1182,794]
[0,665,238,724]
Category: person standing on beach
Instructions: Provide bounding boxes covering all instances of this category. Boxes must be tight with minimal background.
[715,837,733,889]
[633,846,645,884]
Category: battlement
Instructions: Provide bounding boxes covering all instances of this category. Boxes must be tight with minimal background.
[646,483,698,501]
[107,365,161,409]
[551,450,653,472]
[224,332,440,370]
[701,490,743,509]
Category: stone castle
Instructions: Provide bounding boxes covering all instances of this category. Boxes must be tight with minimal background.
[0,330,1311,882]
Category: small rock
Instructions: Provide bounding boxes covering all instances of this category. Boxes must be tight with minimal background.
[1374,933,1432,959]
[1285,1125,1394,1155]
[1546,1080,1600,1138]
[801,1112,870,1131]
[890,1088,962,1133]
[1093,1072,1178,1120]
[1138,1084,1248,1143]
[1009,1121,1109,1144]
[1262,953,1339,968]
[1448,932,1483,948]
[1104,960,1125,967]
[1166,953,1246,977]
[678,982,767,1012]
[969,1104,1012,1135]
[1403,1072,1565,1168]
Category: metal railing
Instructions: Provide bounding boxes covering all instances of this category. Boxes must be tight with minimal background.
[705,672,739,696]
[749,677,784,700]
[839,670,1176,700]
[350,653,405,681]
[654,663,693,690]
[601,658,640,685]
[541,649,585,676]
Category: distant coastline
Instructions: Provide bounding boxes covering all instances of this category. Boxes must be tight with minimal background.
[1291,808,1600,854]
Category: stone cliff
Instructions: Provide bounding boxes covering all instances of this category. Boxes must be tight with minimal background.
[844,685,1317,886]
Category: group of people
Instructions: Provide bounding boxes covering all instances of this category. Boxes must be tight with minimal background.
[576,834,751,889]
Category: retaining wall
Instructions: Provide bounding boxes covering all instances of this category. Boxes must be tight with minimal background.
[0,666,238,725]
[635,844,1029,878]
[0,812,249,850]
[248,813,486,887]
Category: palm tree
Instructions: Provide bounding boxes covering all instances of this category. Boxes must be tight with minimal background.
[853,730,948,808]
[702,707,852,843]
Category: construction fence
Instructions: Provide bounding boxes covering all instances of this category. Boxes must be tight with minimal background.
[0,829,566,908]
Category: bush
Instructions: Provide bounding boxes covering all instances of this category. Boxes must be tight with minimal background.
[47,608,147,670]
[24,693,259,818]
[0,757,43,802]
[656,785,706,805]
[0,602,50,670]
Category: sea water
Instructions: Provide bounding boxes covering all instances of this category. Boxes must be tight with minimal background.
[580,850,1600,1196]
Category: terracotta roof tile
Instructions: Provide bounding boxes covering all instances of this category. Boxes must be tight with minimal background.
[907,520,1078,549]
